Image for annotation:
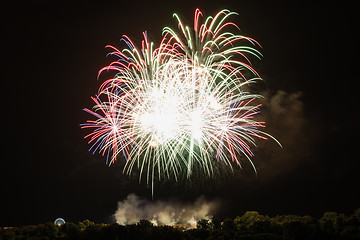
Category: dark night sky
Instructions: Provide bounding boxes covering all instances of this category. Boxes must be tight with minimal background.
[3,0,358,226]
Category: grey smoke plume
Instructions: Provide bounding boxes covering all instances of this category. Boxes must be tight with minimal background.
[252,90,312,177]
[113,194,219,228]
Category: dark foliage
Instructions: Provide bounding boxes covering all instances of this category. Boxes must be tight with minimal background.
[1,209,359,240]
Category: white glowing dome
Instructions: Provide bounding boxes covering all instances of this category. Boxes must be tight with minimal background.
[54,218,65,226]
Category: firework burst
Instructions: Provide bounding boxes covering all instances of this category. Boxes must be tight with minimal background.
[81,9,280,193]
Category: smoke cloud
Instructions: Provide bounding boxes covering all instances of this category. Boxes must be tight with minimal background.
[113,194,219,228]
[252,89,314,178]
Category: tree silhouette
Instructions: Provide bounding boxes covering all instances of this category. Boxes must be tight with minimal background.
[1,209,360,240]
[211,217,222,230]
[197,219,211,230]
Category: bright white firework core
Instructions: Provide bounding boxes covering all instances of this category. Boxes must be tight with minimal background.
[190,110,203,140]
[139,87,183,145]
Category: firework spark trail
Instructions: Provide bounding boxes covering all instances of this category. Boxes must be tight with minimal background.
[81,9,281,193]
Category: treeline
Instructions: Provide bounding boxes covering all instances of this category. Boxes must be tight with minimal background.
[1,209,360,240]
